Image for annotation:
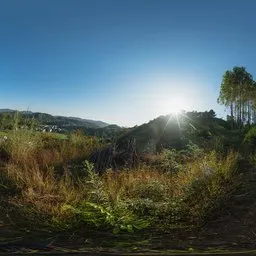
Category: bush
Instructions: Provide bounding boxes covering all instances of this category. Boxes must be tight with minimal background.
[161,149,183,172]
[62,161,150,233]
[100,150,239,228]
[244,126,256,146]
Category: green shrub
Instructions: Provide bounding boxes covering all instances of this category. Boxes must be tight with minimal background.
[62,160,150,233]
[161,149,183,172]
[244,126,256,146]
[185,140,202,157]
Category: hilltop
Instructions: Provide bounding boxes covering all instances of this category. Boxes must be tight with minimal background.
[90,109,238,171]
[116,110,225,153]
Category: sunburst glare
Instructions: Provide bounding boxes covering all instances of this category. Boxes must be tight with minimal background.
[162,97,186,116]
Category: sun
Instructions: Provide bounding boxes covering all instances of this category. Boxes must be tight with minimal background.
[154,92,191,116]
[169,105,182,115]
[162,97,185,115]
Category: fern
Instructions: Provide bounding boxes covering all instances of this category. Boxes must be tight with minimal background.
[62,161,150,233]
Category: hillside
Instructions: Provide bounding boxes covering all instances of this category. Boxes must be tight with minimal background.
[116,110,230,153]
[81,124,126,141]
[90,110,236,171]
[0,109,110,129]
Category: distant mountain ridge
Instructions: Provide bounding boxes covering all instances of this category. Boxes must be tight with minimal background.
[0,109,16,113]
[0,109,109,129]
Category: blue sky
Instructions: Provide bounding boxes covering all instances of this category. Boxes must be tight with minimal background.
[1,0,256,126]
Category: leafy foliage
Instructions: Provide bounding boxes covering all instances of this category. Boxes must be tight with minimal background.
[244,126,256,146]
[62,160,150,233]
[218,66,256,126]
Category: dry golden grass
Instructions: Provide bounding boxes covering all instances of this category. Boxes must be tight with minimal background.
[103,151,238,200]
[1,130,101,222]
[4,130,102,167]
[0,129,240,230]
[101,150,239,223]
[102,167,173,201]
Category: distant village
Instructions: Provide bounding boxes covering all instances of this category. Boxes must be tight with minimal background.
[36,125,63,133]
[18,124,64,133]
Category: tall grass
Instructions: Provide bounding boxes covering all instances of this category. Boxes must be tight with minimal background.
[0,128,240,232]
[63,150,240,231]
[3,130,102,167]
[0,129,102,227]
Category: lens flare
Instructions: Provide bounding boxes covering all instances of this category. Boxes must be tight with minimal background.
[162,97,185,115]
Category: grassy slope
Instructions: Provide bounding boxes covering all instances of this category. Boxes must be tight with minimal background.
[1,119,256,254]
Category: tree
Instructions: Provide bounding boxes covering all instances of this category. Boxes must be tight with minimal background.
[208,109,216,118]
[218,66,255,127]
